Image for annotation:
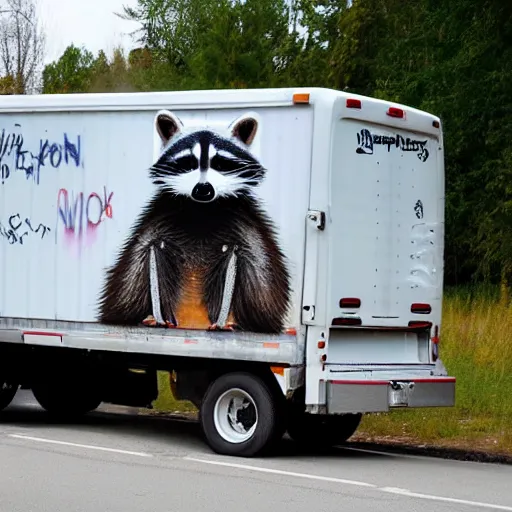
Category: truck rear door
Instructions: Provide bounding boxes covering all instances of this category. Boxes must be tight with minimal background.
[326,98,444,368]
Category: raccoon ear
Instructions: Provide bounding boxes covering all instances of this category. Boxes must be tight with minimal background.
[230,113,259,146]
[155,110,183,145]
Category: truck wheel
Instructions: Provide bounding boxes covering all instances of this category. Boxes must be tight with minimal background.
[200,372,283,457]
[287,412,362,449]
[32,379,102,418]
[0,381,19,411]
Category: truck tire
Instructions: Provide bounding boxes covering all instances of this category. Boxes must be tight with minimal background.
[200,372,283,457]
[31,378,102,418]
[287,412,362,449]
[0,381,19,412]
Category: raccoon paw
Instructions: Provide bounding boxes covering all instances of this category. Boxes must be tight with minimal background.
[142,315,160,327]
[142,315,176,328]
[208,322,240,332]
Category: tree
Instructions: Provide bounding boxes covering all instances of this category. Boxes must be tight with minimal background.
[42,44,95,94]
[0,0,45,94]
[185,0,293,89]
[0,73,15,94]
[118,0,295,90]
[43,45,138,94]
[89,47,135,92]
[118,0,218,70]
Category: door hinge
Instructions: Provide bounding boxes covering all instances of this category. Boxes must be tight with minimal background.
[307,210,326,231]
[302,304,315,323]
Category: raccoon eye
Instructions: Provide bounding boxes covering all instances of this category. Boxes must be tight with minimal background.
[174,154,199,170]
[210,154,241,173]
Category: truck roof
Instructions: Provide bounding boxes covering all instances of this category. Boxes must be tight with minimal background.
[0,87,440,124]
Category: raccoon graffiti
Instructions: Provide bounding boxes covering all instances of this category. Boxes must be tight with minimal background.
[98,110,292,334]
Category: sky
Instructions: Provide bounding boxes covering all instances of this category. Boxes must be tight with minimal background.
[37,0,141,64]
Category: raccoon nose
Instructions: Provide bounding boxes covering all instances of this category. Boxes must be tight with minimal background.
[192,182,215,202]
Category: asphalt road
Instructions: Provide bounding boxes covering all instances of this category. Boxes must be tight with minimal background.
[0,390,511,512]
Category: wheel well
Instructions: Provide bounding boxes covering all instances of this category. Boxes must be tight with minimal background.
[171,361,285,409]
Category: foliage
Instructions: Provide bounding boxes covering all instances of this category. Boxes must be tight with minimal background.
[42,45,137,94]
[0,73,15,94]
[118,0,295,90]
[42,45,95,94]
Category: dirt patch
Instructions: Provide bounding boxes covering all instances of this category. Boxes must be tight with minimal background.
[350,432,512,464]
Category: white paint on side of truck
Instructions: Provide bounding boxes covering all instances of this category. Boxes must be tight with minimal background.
[0,104,313,332]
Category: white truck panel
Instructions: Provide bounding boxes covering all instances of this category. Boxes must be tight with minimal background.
[0,102,313,333]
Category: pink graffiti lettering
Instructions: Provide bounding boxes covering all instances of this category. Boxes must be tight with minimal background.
[57,186,114,249]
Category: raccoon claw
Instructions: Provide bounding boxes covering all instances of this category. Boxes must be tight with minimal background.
[208,322,240,332]
[142,315,176,328]
[142,315,158,327]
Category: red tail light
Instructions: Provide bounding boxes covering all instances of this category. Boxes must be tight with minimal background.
[387,107,405,119]
[408,321,433,329]
[332,317,362,326]
[339,297,361,308]
[411,303,432,314]
[346,98,362,109]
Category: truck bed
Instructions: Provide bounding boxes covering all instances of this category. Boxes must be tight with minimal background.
[0,318,303,364]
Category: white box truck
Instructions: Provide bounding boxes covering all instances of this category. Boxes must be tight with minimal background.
[0,87,455,457]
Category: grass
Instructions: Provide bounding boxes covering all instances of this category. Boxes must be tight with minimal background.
[150,286,512,455]
[150,371,197,416]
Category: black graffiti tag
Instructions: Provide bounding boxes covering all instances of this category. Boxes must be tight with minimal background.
[414,199,424,219]
[0,214,51,245]
[356,129,429,162]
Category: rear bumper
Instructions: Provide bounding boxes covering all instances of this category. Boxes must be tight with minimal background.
[326,377,456,414]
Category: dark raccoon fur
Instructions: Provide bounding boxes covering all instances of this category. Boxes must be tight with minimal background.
[97,110,291,334]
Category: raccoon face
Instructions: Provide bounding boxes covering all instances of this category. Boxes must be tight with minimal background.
[150,110,265,203]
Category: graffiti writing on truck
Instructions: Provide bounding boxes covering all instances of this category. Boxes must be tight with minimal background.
[356,129,429,162]
[414,199,424,219]
[0,214,51,245]
[57,186,114,246]
[0,124,82,185]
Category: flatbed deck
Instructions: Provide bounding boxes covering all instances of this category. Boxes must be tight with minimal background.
[0,318,303,364]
